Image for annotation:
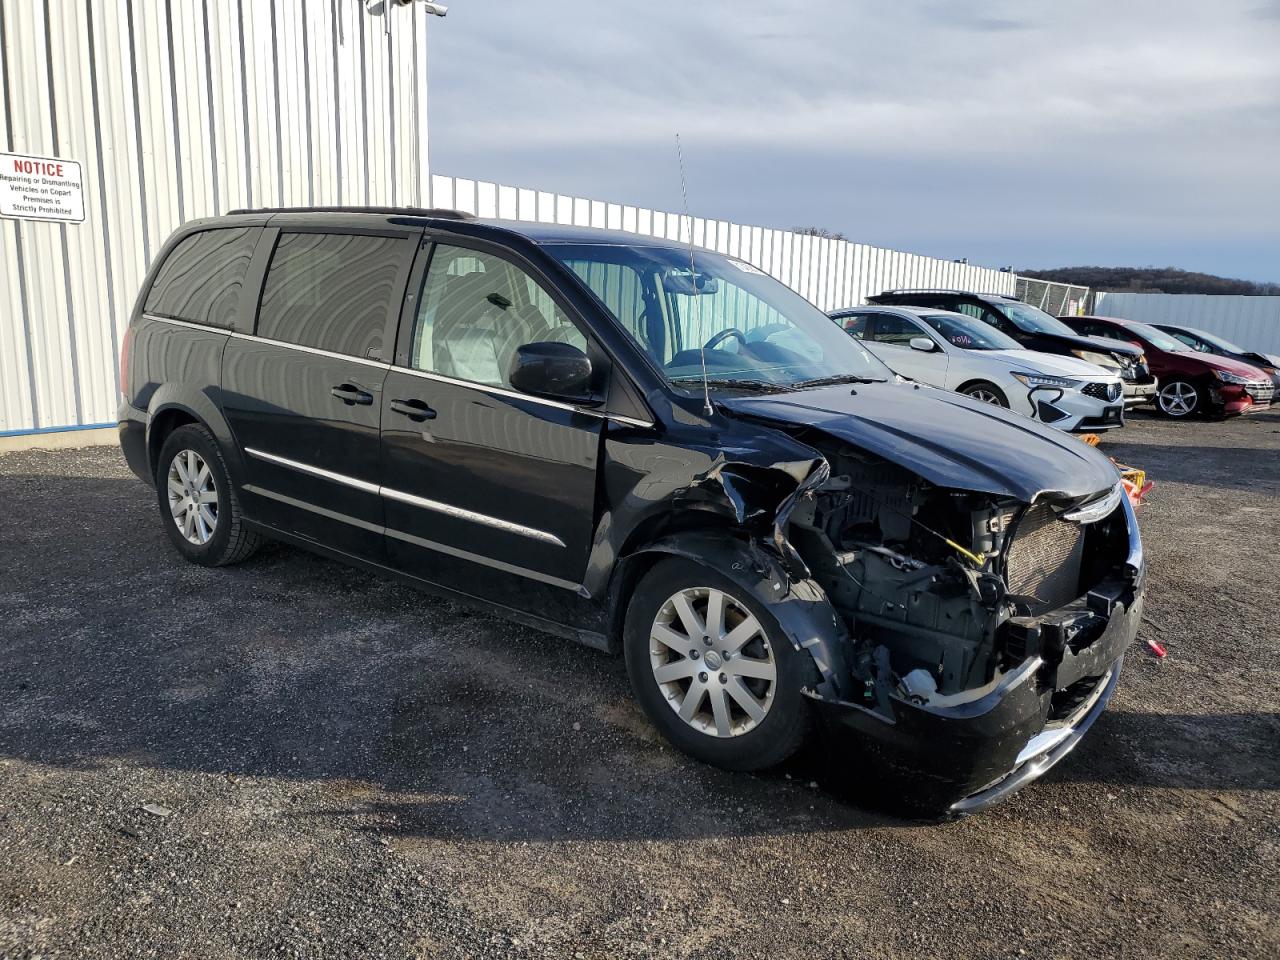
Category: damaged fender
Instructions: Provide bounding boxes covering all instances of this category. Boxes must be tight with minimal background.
[619,531,852,700]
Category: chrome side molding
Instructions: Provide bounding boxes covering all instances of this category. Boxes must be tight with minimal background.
[244,447,566,547]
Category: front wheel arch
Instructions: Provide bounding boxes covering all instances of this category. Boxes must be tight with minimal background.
[956,380,1009,407]
[609,532,852,700]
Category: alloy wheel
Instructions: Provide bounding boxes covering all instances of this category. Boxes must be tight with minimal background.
[649,587,777,738]
[965,387,1003,405]
[1158,381,1198,417]
[166,449,218,545]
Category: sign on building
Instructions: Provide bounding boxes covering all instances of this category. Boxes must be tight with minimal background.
[0,152,85,223]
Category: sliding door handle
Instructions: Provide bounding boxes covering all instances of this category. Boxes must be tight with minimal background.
[390,398,437,421]
[331,383,374,406]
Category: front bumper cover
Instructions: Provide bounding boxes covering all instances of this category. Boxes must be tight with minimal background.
[812,568,1143,814]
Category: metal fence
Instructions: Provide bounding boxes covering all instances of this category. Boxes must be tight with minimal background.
[423,175,1018,317]
[1093,293,1280,354]
[1015,277,1092,317]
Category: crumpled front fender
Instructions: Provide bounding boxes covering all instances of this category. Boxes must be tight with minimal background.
[618,532,852,699]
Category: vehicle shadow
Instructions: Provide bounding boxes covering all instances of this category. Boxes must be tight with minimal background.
[1,467,1276,848]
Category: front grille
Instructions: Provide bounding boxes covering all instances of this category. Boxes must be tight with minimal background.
[1246,382,1274,405]
[1081,381,1123,402]
[1004,503,1085,613]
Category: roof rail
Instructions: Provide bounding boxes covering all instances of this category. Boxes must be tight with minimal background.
[880,288,972,295]
[225,205,475,220]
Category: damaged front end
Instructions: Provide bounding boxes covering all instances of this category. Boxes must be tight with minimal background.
[776,438,1144,813]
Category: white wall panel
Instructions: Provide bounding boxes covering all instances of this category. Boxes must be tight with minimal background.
[1,0,430,435]
[1093,293,1280,354]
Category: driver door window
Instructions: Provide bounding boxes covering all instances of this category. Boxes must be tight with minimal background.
[411,244,587,389]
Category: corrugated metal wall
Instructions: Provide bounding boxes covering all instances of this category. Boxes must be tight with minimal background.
[0,0,430,436]
[424,174,1017,315]
[1,1,1017,438]
[1093,293,1280,354]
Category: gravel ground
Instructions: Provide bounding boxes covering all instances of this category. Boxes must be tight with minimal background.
[1,411,1277,960]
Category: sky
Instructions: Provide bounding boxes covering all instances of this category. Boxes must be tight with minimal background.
[426,0,1280,282]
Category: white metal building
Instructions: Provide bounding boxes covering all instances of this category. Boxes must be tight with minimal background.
[1,1,1017,444]
[1,0,431,440]
[1094,293,1280,355]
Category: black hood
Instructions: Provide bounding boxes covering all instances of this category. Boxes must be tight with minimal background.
[719,381,1120,503]
[1051,332,1142,360]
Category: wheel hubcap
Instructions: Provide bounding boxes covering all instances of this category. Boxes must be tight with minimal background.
[1159,382,1197,416]
[166,449,218,545]
[649,587,777,738]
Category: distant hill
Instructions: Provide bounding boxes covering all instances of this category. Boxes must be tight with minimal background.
[1016,266,1280,296]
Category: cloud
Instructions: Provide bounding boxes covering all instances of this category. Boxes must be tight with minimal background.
[428,0,1280,280]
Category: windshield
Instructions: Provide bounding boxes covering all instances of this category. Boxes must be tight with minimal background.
[997,301,1080,337]
[1183,327,1246,353]
[548,243,892,390]
[1124,321,1192,352]
[918,312,1020,351]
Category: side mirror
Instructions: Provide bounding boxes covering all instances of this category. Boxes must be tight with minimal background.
[909,336,937,353]
[508,341,595,403]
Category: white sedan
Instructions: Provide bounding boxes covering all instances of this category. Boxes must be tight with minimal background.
[829,305,1125,432]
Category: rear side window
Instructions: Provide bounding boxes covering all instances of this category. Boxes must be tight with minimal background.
[837,313,869,339]
[866,313,922,346]
[144,228,259,329]
[256,232,408,360]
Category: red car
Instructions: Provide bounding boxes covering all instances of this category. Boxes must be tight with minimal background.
[1061,315,1275,419]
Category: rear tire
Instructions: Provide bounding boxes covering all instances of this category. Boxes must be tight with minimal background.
[623,557,816,771]
[959,381,1008,407]
[1155,379,1202,418]
[155,424,262,566]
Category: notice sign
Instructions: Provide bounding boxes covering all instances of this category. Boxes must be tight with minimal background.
[0,152,85,223]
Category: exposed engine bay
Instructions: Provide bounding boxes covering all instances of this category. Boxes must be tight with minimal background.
[783,439,1136,715]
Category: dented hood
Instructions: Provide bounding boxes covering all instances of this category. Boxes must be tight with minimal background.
[719,381,1119,502]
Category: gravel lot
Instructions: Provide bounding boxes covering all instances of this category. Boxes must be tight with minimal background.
[2,412,1278,960]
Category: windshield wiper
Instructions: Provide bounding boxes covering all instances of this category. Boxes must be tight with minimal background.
[669,376,790,393]
[792,373,889,388]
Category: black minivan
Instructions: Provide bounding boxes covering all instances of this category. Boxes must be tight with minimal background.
[119,208,1144,814]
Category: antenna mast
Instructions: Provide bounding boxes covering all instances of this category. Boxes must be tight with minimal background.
[676,134,713,417]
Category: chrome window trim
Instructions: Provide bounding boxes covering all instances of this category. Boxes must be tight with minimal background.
[141,314,653,426]
[392,365,655,428]
[244,447,566,548]
[143,313,391,370]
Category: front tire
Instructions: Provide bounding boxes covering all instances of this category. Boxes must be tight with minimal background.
[155,424,262,566]
[1156,379,1202,418]
[623,558,816,771]
[959,381,1008,406]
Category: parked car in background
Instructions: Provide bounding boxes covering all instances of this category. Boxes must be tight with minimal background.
[868,290,1158,408]
[1150,323,1280,394]
[830,305,1125,432]
[1060,315,1274,419]
[118,208,1145,815]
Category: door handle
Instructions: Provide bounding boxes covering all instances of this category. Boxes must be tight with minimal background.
[331,383,374,406]
[390,398,437,421]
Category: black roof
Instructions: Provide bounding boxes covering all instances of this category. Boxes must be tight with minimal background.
[873,288,1020,302]
[220,206,692,249]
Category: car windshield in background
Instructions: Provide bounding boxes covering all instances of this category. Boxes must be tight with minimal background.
[919,313,1021,351]
[1126,321,1193,352]
[549,243,891,391]
[1187,328,1247,353]
[997,301,1081,337]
